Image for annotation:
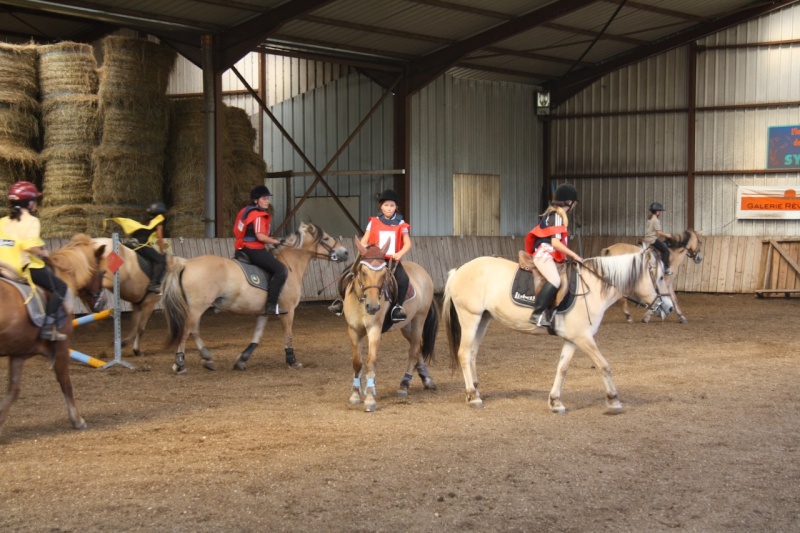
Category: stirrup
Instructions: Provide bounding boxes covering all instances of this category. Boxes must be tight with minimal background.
[264,303,288,316]
[328,299,344,316]
[391,305,407,322]
[147,283,162,295]
[40,326,67,342]
[529,310,551,327]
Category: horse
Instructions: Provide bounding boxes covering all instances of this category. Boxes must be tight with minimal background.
[442,248,673,414]
[0,233,107,436]
[91,238,163,355]
[343,239,439,412]
[162,223,348,374]
[601,229,703,323]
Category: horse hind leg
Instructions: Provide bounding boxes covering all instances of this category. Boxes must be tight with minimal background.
[52,348,87,430]
[0,357,26,436]
[172,309,208,374]
[398,324,436,396]
[233,316,267,371]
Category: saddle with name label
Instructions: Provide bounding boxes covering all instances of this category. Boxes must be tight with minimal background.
[510,251,578,315]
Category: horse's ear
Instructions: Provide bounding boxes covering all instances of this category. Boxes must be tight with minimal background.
[355,237,367,255]
[379,240,391,256]
[95,244,106,259]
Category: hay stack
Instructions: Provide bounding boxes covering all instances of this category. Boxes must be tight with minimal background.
[37,42,100,207]
[0,43,39,188]
[39,203,142,238]
[164,98,266,237]
[93,36,175,209]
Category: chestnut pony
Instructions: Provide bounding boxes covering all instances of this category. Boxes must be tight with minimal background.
[0,233,107,436]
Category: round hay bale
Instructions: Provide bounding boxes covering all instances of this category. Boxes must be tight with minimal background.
[38,204,90,238]
[0,43,37,103]
[92,145,164,206]
[40,95,99,159]
[165,205,206,238]
[37,42,98,99]
[0,150,40,186]
[42,157,93,206]
[0,103,39,147]
[98,36,176,103]
[225,106,256,152]
[99,99,169,148]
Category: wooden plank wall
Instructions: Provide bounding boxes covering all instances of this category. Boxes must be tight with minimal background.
[44,236,777,310]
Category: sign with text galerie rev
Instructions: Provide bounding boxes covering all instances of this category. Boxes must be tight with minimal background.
[737,186,800,219]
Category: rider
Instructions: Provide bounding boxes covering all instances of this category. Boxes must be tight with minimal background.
[107,201,168,294]
[644,202,673,276]
[525,183,583,327]
[327,189,412,321]
[0,181,68,341]
[234,185,288,316]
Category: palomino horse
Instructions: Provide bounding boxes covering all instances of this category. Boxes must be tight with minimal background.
[601,229,703,323]
[0,234,107,436]
[91,238,163,355]
[343,239,439,412]
[442,248,673,414]
[162,223,348,374]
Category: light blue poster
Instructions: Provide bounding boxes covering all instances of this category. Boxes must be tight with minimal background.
[767,125,800,169]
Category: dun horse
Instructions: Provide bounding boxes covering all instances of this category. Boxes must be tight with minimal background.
[343,239,439,412]
[0,234,107,436]
[92,238,164,355]
[162,223,348,374]
[601,229,703,323]
[443,248,673,414]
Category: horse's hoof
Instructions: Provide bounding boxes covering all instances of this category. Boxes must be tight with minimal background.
[423,379,437,391]
[468,399,484,409]
[396,388,408,397]
[550,406,567,415]
[348,392,362,406]
[679,316,688,324]
[73,418,87,430]
[172,364,187,375]
[364,402,377,412]
[642,316,652,324]
[625,315,633,323]
[606,399,624,413]
[199,347,213,361]
[203,361,216,371]
[133,348,142,357]
[232,358,246,371]
[288,362,303,369]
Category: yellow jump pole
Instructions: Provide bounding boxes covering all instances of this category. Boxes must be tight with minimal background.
[69,349,105,368]
[72,308,114,327]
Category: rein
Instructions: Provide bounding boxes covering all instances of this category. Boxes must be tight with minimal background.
[578,250,666,313]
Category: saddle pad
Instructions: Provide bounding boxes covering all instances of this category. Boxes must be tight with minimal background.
[233,258,270,291]
[123,243,155,279]
[379,284,418,333]
[509,268,578,315]
[0,277,67,328]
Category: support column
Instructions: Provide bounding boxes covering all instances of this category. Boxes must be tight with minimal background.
[393,76,409,218]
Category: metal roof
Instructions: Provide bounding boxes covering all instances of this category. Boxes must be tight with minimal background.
[1,0,798,104]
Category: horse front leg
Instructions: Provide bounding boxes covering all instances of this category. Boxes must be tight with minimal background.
[233,316,267,371]
[131,295,160,356]
[621,299,633,323]
[669,284,687,323]
[280,311,302,368]
[0,356,25,436]
[52,345,87,430]
[362,327,382,412]
[571,336,623,414]
[347,326,364,406]
[549,341,577,414]
[455,312,485,408]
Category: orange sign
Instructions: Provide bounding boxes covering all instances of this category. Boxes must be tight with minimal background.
[737,187,800,219]
[107,251,124,274]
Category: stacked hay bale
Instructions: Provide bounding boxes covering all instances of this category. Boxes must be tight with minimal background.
[165,98,266,237]
[37,42,99,214]
[91,35,176,232]
[0,43,39,190]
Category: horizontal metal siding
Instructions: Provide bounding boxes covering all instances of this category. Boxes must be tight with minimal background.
[412,75,541,236]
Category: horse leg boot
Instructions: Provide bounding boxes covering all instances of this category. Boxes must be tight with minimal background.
[529,281,558,327]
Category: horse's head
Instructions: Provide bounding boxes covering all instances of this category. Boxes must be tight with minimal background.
[51,234,109,313]
[686,229,703,264]
[281,222,349,263]
[352,237,392,315]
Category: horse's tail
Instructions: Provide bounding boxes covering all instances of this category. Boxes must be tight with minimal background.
[442,268,461,371]
[162,256,189,348]
[420,298,439,364]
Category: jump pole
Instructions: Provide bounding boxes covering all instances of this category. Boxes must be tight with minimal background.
[102,232,134,370]
[69,349,106,368]
[70,309,113,368]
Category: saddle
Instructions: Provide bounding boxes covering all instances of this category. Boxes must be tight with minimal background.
[232,251,270,291]
[0,275,68,329]
[123,242,157,280]
[513,251,578,314]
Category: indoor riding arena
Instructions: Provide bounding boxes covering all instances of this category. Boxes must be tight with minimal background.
[2,1,800,532]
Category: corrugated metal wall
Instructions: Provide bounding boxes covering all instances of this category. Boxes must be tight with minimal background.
[551,3,800,238]
[263,72,394,232]
[411,76,541,236]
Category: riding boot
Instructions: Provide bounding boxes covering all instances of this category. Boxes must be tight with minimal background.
[529,281,558,327]
[148,261,165,294]
[264,301,288,316]
[40,315,67,342]
[328,299,344,315]
[391,305,407,322]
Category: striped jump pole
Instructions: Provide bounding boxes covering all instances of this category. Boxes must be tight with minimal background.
[72,308,114,327]
[69,349,106,368]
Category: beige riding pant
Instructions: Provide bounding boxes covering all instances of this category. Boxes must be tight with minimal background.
[533,247,561,287]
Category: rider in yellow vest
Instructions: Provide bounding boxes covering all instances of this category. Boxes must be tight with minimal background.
[525,183,583,327]
[0,181,68,341]
[107,201,167,294]
[233,185,288,315]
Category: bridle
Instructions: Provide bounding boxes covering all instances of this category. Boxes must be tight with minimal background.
[283,225,343,261]
[79,263,107,312]
[353,249,393,304]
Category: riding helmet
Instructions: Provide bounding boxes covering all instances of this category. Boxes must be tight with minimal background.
[554,183,578,203]
[146,201,167,215]
[250,185,272,201]
[649,202,665,212]
[7,181,42,202]
[378,189,401,205]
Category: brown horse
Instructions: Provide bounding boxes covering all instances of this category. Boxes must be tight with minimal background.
[601,229,703,323]
[162,223,348,374]
[0,234,107,437]
[343,239,439,412]
[91,238,164,355]
[443,248,673,414]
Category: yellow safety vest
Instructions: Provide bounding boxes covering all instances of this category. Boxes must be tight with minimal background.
[104,214,165,250]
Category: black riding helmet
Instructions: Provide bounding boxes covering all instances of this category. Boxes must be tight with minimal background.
[554,183,578,203]
[378,189,401,205]
[650,202,665,212]
[146,201,167,215]
[250,185,272,201]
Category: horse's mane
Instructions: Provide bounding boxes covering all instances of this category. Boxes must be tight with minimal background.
[583,250,650,296]
[49,233,97,287]
[280,222,324,250]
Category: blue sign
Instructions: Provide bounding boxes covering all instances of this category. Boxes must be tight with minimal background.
[767,125,800,169]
